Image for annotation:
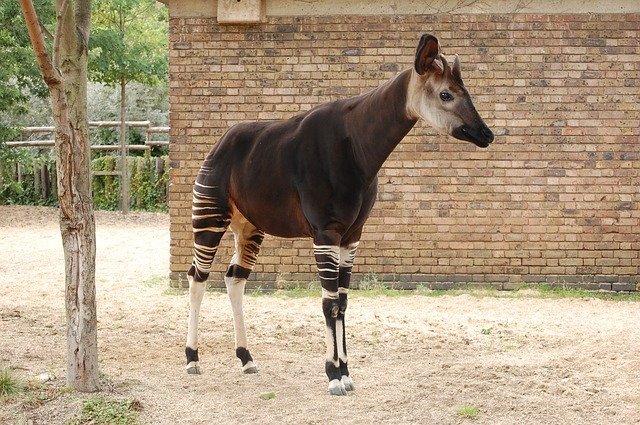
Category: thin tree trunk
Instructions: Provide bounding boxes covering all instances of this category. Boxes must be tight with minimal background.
[20,0,99,392]
[120,74,129,213]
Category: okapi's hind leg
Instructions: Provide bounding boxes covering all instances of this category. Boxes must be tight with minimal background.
[185,180,232,375]
[226,212,265,374]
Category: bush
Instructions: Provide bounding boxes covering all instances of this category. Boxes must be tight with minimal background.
[91,153,168,211]
[127,153,169,211]
[0,147,168,211]
[0,145,57,206]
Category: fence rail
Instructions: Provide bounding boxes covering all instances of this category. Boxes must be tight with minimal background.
[5,121,169,150]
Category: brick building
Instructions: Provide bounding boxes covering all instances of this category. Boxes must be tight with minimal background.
[165,0,639,290]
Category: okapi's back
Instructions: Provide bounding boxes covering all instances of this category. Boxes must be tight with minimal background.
[203,118,312,238]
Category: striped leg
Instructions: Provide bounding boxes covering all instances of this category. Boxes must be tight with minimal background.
[314,243,348,395]
[226,214,264,374]
[337,242,359,392]
[185,180,231,374]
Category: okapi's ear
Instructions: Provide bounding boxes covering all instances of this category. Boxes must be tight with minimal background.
[452,54,463,85]
[414,34,440,75]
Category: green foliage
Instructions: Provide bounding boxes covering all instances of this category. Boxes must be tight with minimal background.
[91,153,168,211]
[0,127,20,144]
[0,146,56,206]
[0,149,168,211]
[91,155,120,210]
[90,127,147,153]
[89,0,168,87]
[0,368,23,397]
[0,1,55,142]
[0,1,54,115]
[67,397,141,425]
[129,153,168,211]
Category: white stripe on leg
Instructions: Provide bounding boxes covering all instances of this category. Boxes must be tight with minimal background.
[324,325,336,365]
[225,275,248,350]
[336,319,346,364]
[186,274,206,374]
[186,275,206,350]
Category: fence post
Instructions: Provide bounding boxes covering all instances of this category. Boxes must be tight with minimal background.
[34,164,41,197]
[42,163,51,200]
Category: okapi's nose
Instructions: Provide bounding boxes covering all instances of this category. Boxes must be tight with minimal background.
[481,126,494,144]
[453,123,494,148]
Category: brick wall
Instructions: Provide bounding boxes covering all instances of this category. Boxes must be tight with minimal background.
[168,13,639,290]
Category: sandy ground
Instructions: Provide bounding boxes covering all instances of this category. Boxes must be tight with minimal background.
[1,205,639,424]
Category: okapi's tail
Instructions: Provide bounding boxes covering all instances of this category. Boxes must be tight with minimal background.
[187,168,231,282]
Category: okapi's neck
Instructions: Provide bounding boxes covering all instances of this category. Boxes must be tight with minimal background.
[345,69,418,183]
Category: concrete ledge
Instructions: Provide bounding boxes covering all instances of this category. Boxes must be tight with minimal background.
[167,0,640,18]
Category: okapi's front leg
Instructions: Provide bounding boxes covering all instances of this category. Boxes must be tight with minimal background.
[314,244,343,395]
[314,239,355,396]
[337,242,359,392]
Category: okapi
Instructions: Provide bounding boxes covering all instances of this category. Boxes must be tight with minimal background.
[185,34,494,395]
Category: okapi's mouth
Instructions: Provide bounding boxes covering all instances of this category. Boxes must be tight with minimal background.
[452,125,494,148]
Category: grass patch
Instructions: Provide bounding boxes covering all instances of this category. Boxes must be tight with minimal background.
[352,273,411,297]
[272,287,320,298]
[67,397,141,425]
[19,381,65,409]
[456,405,480,419]
[143,275,170,287]
[526,284,640,301]
[178,278,640,302]
[161,287,187,296]
[0,368,23,397]
[273,279,321,298]
[258,390,277,400]
[247,286,320,298]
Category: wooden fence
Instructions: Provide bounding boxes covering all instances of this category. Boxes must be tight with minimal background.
[3,121,169,212]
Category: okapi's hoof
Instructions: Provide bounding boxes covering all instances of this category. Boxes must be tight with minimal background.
[341,375,355,392]
[242,361,258,374]
[328,379,348,396]
[186,361,201,375]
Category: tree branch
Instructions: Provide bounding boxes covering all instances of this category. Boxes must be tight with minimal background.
[39,20,54,42]
[19,0,61,88]
[75,0,92,53]
[53,0,69,70]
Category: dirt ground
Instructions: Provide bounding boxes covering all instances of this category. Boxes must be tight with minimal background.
[1,205,639,424]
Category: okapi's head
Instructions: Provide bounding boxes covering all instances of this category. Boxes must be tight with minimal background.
[407,34,494,148]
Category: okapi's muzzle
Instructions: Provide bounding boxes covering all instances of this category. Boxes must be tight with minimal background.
[452,122,494,148]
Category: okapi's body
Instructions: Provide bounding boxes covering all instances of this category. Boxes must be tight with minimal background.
[186,34,494,395]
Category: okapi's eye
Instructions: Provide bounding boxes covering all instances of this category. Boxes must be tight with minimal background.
[439,91,453,102]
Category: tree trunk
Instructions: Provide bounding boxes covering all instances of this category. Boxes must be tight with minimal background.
[119,74,129,213]
[20,0,99,392]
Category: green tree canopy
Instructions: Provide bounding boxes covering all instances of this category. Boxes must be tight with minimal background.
[89,0,168,87]
[0,1,54,140]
